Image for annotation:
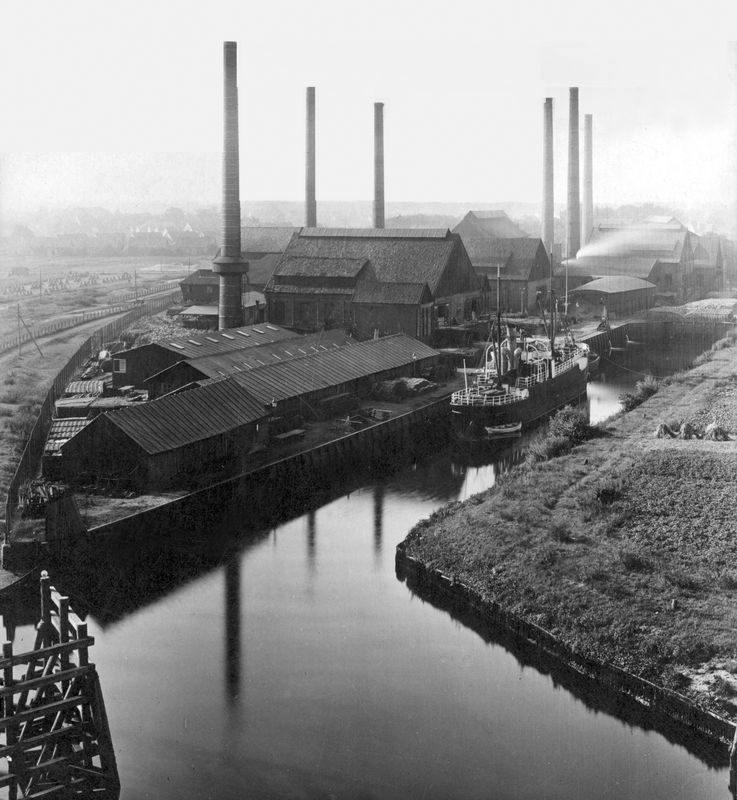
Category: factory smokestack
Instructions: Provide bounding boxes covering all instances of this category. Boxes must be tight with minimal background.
[374,102,385,229]
[306,87,317,227]
[582,113,593,245]
[542,97,554,257]
[566,87,581,260]
[213,41,248,330]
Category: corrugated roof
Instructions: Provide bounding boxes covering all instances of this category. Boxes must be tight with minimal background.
[65,380,106,396]
[179,305,218,316]
[352,281,430,305]
[222,334,439,406]
[44,417,90,454]
[269,229,466,295]
[102,378,268,455]
[126,323,297,359]
[146,330,354,381]
[571,276,656,294]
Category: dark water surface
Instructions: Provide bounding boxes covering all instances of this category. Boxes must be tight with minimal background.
[15,334,732,799]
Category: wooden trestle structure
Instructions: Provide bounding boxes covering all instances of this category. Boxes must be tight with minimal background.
[0,571,119,798]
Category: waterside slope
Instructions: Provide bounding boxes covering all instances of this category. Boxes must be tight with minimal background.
[399,339,737,725]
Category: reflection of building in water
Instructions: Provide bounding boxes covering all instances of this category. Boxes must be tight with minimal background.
[373,483,384,556]
[225,555,241,705]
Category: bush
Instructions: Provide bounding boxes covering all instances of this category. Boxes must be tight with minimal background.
[547,406,591,445]
[620,374,659,411]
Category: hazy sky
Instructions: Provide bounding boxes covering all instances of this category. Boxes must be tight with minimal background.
[2,0,737,216]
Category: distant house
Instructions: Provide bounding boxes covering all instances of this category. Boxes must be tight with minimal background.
[692,233,723,296]
[164,228,217,257]
[124,230,170,255]
[452,210,529,241]
[265,228,483,340]
[180,269,219,304]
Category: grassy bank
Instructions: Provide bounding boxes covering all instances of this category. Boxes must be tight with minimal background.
[403,331,737,719]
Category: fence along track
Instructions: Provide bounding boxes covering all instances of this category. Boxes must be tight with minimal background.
[3,292,177,537]
[0,571,119,799]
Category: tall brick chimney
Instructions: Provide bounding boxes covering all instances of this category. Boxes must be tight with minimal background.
[306,87,317,227]
[566,87,581,260]
[374,102,385,229]
[213,42,248,330]
[542,97,554,257]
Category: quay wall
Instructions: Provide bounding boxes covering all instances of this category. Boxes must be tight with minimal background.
[32,393,453,560]
[395,546,737,748]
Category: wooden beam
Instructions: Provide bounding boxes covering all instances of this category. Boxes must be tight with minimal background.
[0,722,91,757]
[0,667,89,699]
[0,638,95,670]
[0,695,89,732]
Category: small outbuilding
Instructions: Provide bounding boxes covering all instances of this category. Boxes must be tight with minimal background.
[569,276,656,318]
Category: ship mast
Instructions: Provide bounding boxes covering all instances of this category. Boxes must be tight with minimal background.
[495,263,503,385]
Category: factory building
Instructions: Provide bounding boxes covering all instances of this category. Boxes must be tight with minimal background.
[59,378,269,491]
[561,217,694,303]
[265,228,483,339]
[461,237,551,314]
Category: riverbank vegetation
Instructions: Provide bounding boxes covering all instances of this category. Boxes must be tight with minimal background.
[403,335,737,719]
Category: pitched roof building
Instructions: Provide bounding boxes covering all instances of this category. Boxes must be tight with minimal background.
[265,228,483,340]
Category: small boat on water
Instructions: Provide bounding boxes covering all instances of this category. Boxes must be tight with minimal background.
[484,421,522,438]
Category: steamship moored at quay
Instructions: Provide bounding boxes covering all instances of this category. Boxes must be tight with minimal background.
[450,334,590,440]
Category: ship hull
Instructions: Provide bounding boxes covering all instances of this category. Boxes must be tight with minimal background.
[451,363,588,440]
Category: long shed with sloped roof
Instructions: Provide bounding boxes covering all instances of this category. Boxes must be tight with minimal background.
[112,322,298,389]
[60,378,269,491]
[222,333,440,417]
[144,329,354,399]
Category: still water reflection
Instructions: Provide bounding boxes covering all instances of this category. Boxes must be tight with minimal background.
[16,336,730,799]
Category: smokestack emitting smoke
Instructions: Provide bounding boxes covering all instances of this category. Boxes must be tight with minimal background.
[582,113,593,245]
[306,87,317,227]
[213,41,248,330]
[566,87,581,259]
[374,102,385,229]
[542,97,554,256]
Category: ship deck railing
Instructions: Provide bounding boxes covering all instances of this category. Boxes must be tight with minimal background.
[450,386,529,407]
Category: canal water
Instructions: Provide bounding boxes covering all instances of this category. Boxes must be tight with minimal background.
[13,334,731,799]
